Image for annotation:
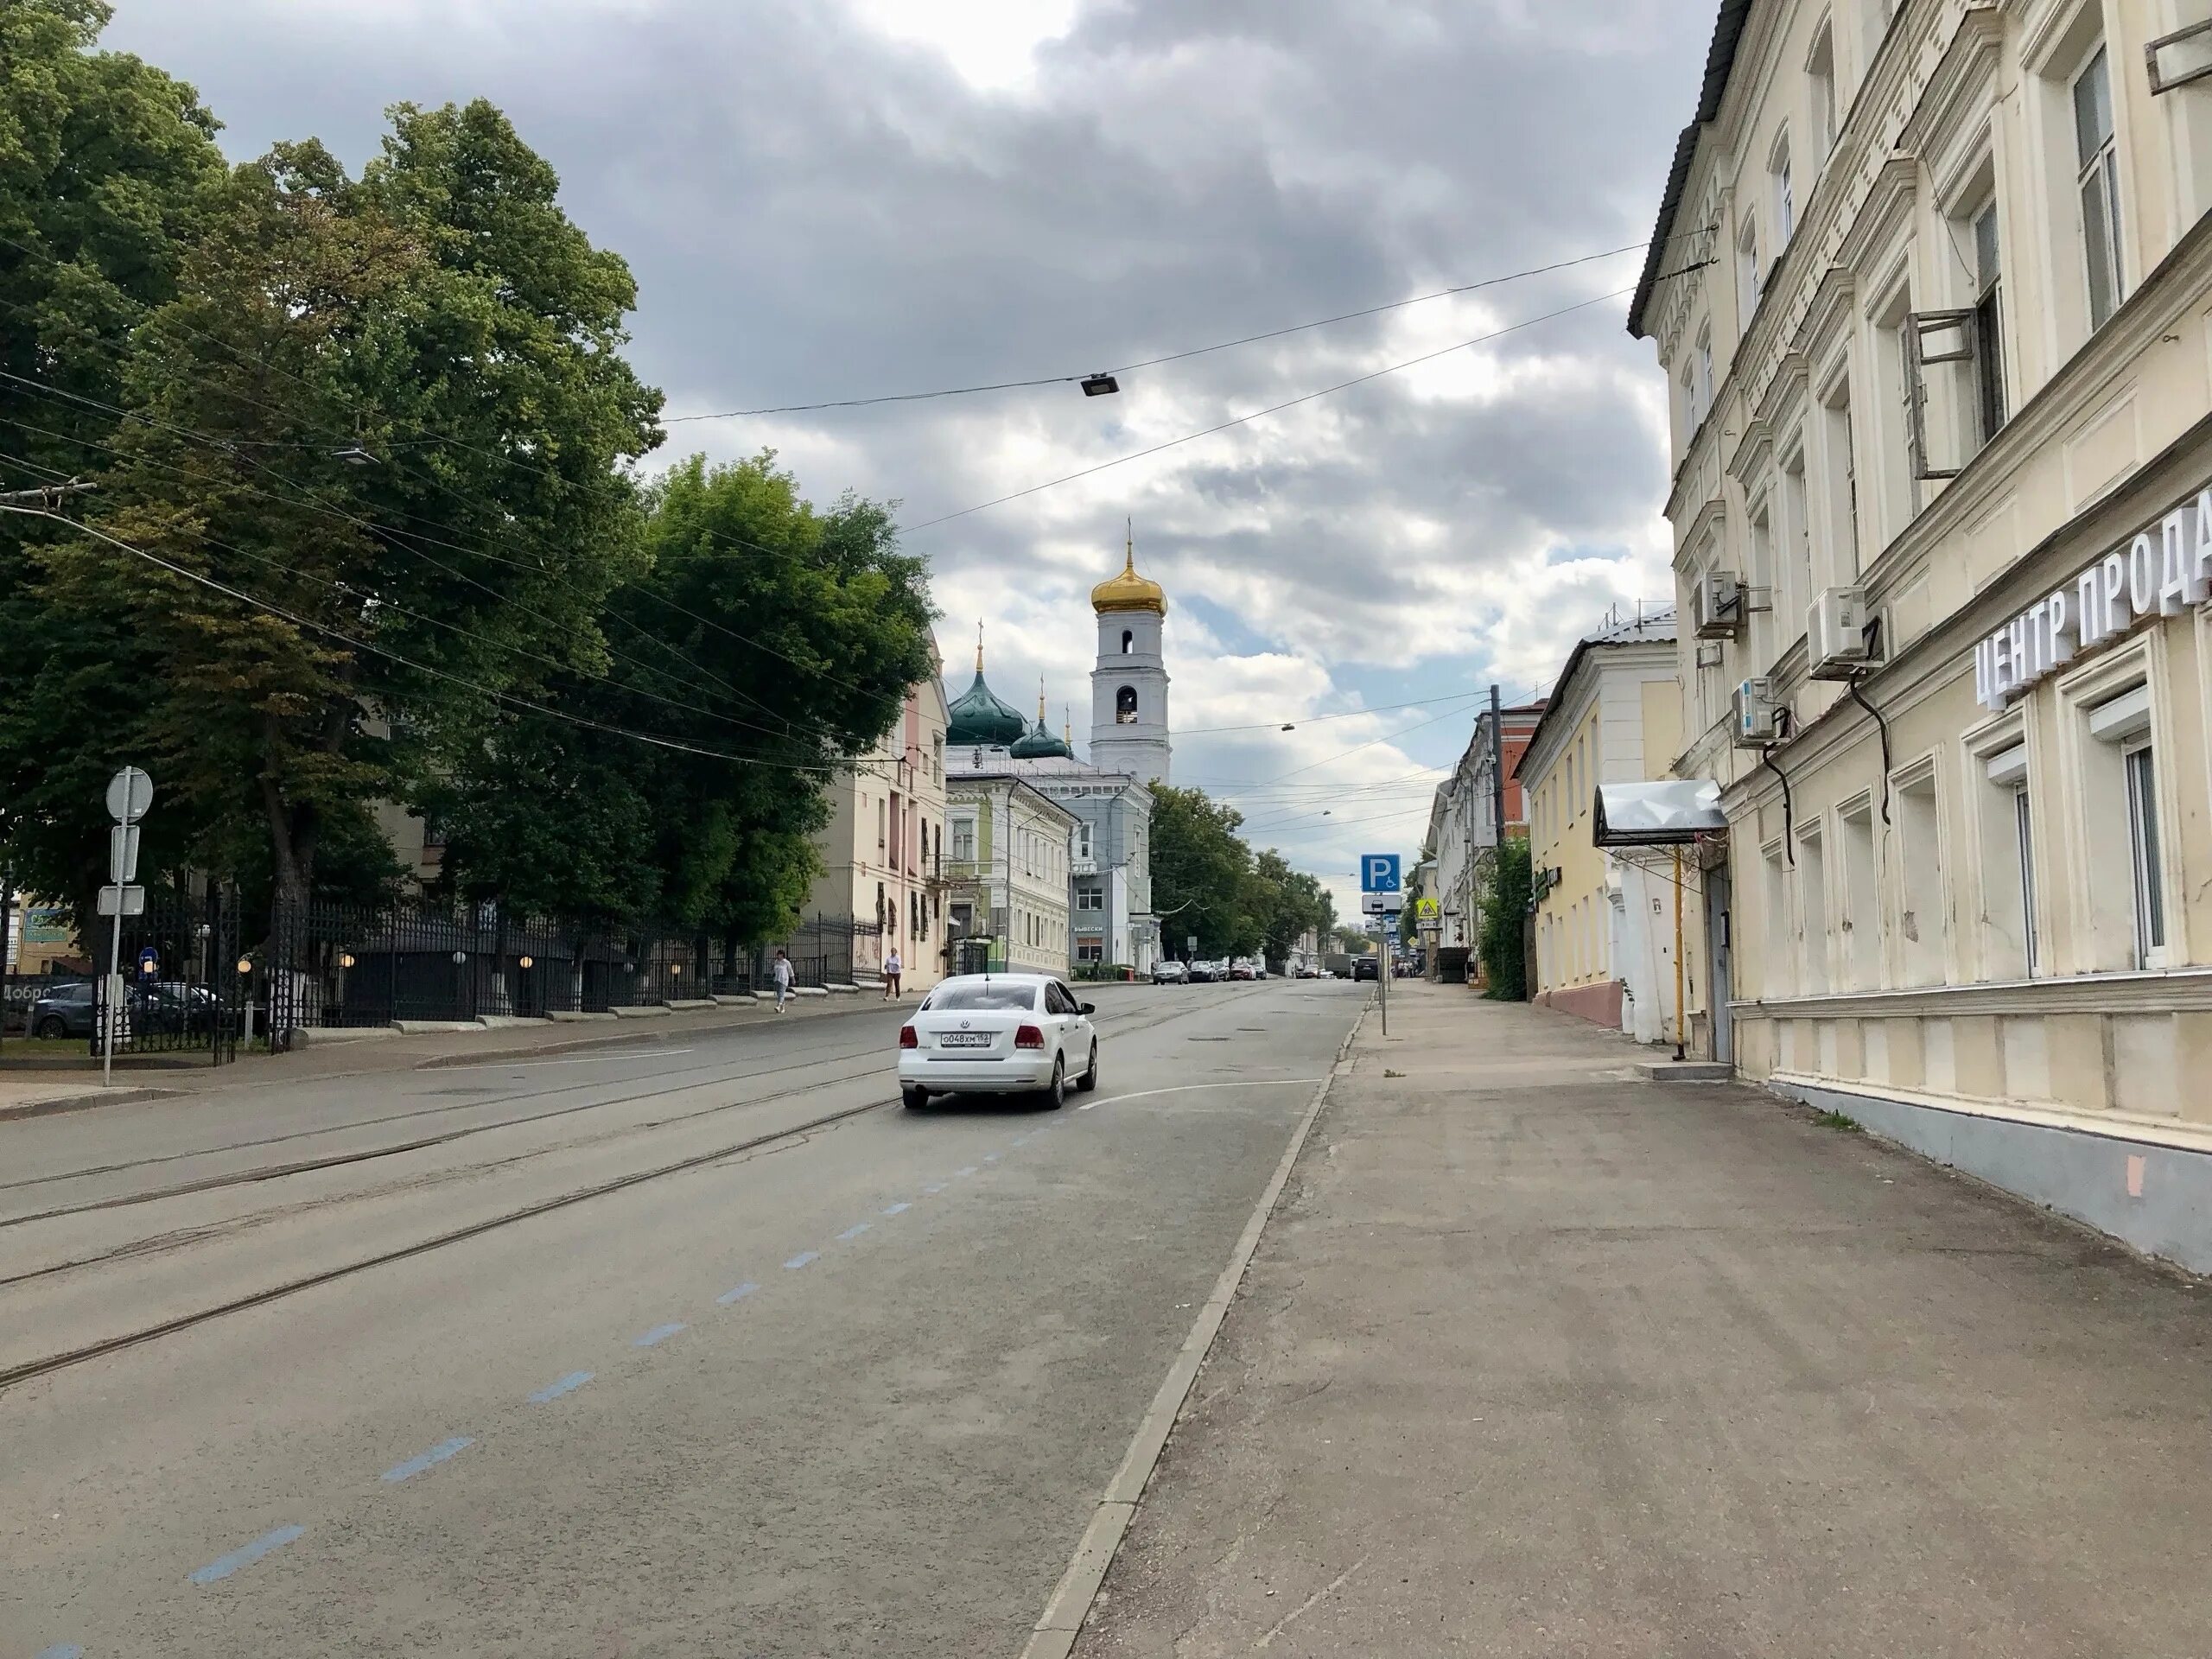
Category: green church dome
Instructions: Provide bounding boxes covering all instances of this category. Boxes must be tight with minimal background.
[945,631,1028,747]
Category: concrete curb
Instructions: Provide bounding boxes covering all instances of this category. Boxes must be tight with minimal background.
[1018,998,1372,1659]
[0,1084,181,1124]
[609,1004,672,1019]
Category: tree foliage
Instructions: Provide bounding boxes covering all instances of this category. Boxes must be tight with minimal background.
[1149,785,1337,963]
[1480,836,1533,1000]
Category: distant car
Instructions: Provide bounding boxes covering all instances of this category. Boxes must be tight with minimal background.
[1294,963,1319,979]
[1185,959,1217,983]
[28,980,99,1039]
[1351,957,1380,982]
[1228,958,1255,981]
[1252,963,1269,980]
[898,973,1098,1109]
[1151,958,1188,985]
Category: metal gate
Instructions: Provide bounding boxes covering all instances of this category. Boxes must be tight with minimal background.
[89,884,242,1063]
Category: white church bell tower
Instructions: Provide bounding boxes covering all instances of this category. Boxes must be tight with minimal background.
[1088,526,1171,786]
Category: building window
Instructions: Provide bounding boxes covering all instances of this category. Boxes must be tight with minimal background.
[1737,217,1762,321]
[1977,737,2035,978]
[1694,327,1713,428]
[1894,763,1945,988]
[1838,796,1880,988]
[2074,45,2124,328]
[1770,135,1795,250]
[1971,201,2006,443]
[2125,742,2164,966]
[1820,370,1859,581]
[1763,841,1793,1000]
[1076,821,1092,862]
[1808,22,1838,158]
[1797,820,1828,994]
[950,815,975,863]
[1872,288,1920,533]
[1780,444,1812,639]
[1116,685,1138,724]
[1077,938,1103,963]
[1122,629,1134,653]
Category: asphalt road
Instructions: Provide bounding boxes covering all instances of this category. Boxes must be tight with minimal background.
[3,977,1362,1659]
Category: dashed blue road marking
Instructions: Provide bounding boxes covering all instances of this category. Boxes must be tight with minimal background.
[528,1370,594,1403]
[983,1153,1002,1163]
[381,1437,475,1483]
[188,1523,305,1585]
[716,1281,760,1306]
[955,1166,978,1178]
[785,1250,820,1270]
[1010,1133,1033,1147]
[882,1202,911,1215]
[632,1322,687,1348]
[836,1222,871,1242]
[921,1183,946,1195]
[36,1643,85,1658]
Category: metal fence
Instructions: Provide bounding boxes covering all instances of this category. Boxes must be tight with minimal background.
[60,886,245,1063]
[260,897,887,1048]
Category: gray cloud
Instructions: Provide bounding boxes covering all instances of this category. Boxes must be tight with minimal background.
[103,0,1711,899]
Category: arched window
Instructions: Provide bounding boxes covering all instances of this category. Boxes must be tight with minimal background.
[1116,685,1139,725]
[1121,629,1134,653]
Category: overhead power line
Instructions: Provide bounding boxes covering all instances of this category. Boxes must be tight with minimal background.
[895,285,1637,535]
[662,240,1650,421]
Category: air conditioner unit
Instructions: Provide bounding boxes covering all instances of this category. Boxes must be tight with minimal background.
[1692,571,1744,639]
[1732,677,1783,747]
[1807,585,1873,678]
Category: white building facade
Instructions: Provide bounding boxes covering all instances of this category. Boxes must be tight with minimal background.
[1634,0,2212,1270]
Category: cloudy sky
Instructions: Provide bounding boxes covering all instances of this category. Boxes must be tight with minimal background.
[105,0,1712,916]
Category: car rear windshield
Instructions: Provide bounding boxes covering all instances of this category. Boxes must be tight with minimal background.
[926,982,1039,1012]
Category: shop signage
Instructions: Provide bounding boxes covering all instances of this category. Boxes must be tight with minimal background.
[1975,485,2212,711]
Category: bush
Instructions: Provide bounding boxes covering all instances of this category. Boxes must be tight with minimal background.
[1479,838,1533,1001]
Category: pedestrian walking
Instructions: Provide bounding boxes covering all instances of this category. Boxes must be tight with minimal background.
[772,949,794,1012]
[883,947,903,1000]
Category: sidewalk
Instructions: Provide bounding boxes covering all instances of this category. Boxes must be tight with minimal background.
[1071,982,2212,1657]
[0,983,919,1122]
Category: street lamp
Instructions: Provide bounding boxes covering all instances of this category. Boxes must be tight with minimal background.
[1080,372,1120,397]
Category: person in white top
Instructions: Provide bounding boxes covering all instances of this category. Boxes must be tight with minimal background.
[883,947,903,1000]
[772,949,794,1012]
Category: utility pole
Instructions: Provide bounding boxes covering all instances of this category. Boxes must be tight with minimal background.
[0,479,96,509]
[1488,683,1505,855]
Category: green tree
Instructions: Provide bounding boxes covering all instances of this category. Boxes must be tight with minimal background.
[425,453,936,950]
[1245,849,1335,965]
[22,100,662,917]
[1479,836,1533,1000]
[1151,785,1260,957]
[0,0,226,908]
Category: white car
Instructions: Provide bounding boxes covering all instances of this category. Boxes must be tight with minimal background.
[898,973,1099,1109]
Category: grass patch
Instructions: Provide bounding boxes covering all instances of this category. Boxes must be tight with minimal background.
[1811,1109,1862,1133]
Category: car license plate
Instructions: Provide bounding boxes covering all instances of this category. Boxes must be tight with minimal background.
[938,1032,993,1047]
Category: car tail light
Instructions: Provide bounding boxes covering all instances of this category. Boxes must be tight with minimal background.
[1014,1024,1045,1049]
[899,1025,918,1049]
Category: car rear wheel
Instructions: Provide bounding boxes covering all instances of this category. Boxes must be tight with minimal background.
[35,1015,67,1040]
[1039,1054,1065,1109]
[902,1084,929,1109]
[1077,1042,1098,1092]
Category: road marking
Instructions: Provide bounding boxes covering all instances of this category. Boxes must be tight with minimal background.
[881,1202,911,1215]
[784,1250,820,1270]
[921,1183,947,1195]
[983,1153,1002,1163]
[632,1322,687,1348]
[381,1437,475,1483]
[1010,1133,1033,1146]
[715,1281,760,1306]
[36,1644,84,1658]
[528,1370,594,1403]
[954,1166,978,1178]
[435,1048,696,1071]
[188,1523,305,1585]
[836,1222,871,1242]
[1077,1077,1325,1109]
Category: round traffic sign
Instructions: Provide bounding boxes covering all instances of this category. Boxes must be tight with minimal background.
[105,766,155,823]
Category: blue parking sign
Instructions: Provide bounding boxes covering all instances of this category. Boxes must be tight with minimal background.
[1360,854,1402,893]
[137,945,160,976]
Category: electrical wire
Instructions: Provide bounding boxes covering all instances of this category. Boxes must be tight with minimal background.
[896,285,1637,534]
[0,503,890,775]
[663,240,1651,421]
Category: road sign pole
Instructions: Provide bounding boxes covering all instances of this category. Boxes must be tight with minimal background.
[100,766,155,1090]
[103,899,122,1087]
[1379,917,1389,1036]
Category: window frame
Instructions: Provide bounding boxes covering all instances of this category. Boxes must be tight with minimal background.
[2071,42,2125,329]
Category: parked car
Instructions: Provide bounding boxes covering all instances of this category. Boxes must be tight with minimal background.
[1228,958,1256,981]
[897,973,1098,1109]
[1294,963,1319,979]
[1351,957,1380,982]
[1185,959,1218,983]
[1151,958,1188,985]
[28,980,99,1039]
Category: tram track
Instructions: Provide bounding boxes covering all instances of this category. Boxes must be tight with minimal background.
[0,986,1274,1392]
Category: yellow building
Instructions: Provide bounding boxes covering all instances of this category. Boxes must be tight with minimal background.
[1634,0,2212,1269]
[1519,606,1685,1040]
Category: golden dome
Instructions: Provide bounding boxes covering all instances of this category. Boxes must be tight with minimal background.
[1090,531,1166,616]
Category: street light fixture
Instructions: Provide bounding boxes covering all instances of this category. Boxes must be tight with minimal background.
[1080,373,1120,397]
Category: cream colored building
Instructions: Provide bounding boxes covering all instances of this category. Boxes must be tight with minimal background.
[1633,0,2212,1268]
[1520,607,1686,1041]
[798,658,951,992]
[943,772,1077,976]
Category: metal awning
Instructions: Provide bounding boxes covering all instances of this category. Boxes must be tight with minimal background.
[1592,780,1727,848]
